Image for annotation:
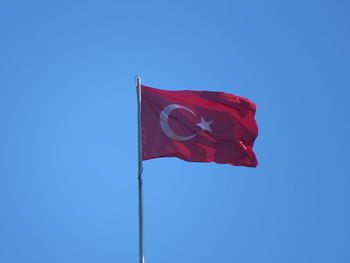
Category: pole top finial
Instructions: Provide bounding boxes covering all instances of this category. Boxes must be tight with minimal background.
[135,75,141,86]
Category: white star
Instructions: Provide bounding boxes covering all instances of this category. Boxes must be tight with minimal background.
[196,117,213,133]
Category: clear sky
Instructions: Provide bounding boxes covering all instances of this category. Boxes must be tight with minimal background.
[1,0,349,262]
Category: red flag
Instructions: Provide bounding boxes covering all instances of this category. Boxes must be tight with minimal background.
[141,85,258,167]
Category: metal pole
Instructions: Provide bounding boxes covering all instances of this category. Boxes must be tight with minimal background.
[135,76,144,263]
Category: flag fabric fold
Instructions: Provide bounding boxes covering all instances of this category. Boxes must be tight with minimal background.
[141,85,258,167]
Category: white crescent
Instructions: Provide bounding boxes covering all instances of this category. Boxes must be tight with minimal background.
[160,104,197,141]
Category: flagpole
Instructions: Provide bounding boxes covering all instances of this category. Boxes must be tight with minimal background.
[135,76,145,263]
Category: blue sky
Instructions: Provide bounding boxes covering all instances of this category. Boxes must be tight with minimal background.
[0,0,349,262]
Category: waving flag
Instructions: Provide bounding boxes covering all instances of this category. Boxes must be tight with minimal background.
[141,85,258,167]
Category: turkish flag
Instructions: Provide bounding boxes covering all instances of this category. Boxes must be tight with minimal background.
[141,85,258,167]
